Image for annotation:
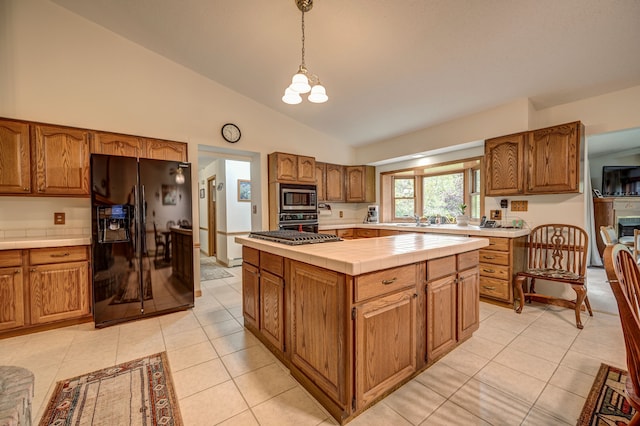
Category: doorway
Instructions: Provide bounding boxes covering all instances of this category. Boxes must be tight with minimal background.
[207,175,217,257]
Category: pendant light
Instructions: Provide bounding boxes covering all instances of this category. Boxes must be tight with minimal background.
[282,0,328,104]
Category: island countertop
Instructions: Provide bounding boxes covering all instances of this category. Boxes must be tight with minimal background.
[235,233,489,276]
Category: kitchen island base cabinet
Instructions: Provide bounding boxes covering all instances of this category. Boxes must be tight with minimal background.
[0,250,25,331]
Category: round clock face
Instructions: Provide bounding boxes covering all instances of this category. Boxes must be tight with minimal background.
[221,123,241,143]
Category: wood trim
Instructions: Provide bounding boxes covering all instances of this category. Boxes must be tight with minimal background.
[217,230,251,236]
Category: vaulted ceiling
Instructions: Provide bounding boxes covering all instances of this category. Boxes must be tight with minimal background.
[52,0,640,148]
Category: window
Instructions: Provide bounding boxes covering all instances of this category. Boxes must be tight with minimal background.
[393,177,415,219]
[382,158,483,222]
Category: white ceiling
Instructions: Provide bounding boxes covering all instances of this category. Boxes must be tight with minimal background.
[52,0,640,151]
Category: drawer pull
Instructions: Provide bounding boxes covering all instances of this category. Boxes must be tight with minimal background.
[14,269,21,274]
[381,277,397,285]
[482,256,496,260]
[482,285,496,291]
[482,268,495,273]
[50,253,70,258]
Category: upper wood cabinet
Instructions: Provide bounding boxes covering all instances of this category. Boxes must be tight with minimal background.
[526,121,581,194]
[32,124,91,196]
[144,138,187,162]
[346,166,375,203]
[0,119,31,194]
[316,162,345,202]
[92,132,144,158]
[484,121,583,196]
[484,133,525,196]
[269,152,316,183]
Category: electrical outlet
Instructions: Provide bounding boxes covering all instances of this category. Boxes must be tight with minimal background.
[54,212,65,225]
[490,209,502,220]
[511,200,528,212]
[339,211,343,218]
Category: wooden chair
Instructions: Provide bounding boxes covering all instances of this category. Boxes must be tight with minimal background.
[600,225,618,245]
[604,244,640,425]
[634,229,640,265]
[514,224,593,329]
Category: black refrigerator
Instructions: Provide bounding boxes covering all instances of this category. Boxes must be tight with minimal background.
[91,154,194,327]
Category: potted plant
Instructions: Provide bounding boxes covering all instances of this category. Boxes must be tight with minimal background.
[456,204,469,226]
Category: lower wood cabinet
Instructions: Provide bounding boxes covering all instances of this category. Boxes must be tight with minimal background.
[0,245,91,336]
[241,261,260,330]
[478,236,526,305]
[260,270,284,351]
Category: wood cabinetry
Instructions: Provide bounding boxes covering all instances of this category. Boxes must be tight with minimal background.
[484,121,582,196]
[426,251,479,362]
[316,162,346,202]
[269,152,316,183]
[0,119,31,194]
[144,138,187,162]
[484,133,525,196]
[354,229,379,238]
[526,122,581,194]
[345,166,376,203]
[32,124,91,195]
[0,250,25,331]
[171,229,193,285]
[478,236,526,304]
[92,132,144,158]
[593,197,614,257]
[0,246,91,336]
[315,163,326,201]
[241,247,260,330]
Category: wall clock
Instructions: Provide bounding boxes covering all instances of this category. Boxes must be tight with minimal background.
[221,123,241,143]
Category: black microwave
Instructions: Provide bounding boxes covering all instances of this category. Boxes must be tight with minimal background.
[278,183,317,211]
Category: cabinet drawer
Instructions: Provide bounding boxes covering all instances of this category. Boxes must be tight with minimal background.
[426,256,456,281]
[29,246,87,265]
[479,250,509,266]
[479,276,510,301]
[457,251,479,271]
[355,229,379,238]
[260,252,284,277]
[337,229,354,238]
[243,246,259,267]
[485,237,510,252]
[355,264,417,302]
[479,262,510,280]
[0,250,23,268]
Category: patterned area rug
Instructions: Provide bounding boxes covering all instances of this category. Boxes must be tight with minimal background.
[578,363,637,425]
[39,352,182,426]
[200,257,233,281]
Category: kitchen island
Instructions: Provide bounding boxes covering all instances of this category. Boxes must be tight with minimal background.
[235,233,488,424]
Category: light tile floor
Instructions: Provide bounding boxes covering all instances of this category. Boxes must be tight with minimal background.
[0,264,626,425]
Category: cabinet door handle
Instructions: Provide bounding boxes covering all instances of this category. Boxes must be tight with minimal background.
[14,269,21,274]
[482,268,495,273]
[30,268,36,272]
[381,277,397,285]
[23,187,29,191]
[50,253,70,258]
[482,285,496,291]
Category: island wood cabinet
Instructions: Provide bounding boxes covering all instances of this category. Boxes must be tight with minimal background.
[485,121,583,196]
[0,246,91,336]
[0,250,25,331]
[425,251,479,361]
[478,236,526,305]
[269,152,316,184]
[242,245,480,423]
[345,166,376,203]
[0,120,31,194]
[241,247,286,355]
[352,263,420,409]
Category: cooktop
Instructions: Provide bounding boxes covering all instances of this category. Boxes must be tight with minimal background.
[249,230,342,245]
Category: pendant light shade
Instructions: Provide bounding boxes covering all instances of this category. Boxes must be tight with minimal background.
[282,87,302,104]
[308,84,328,103]
[290,71,311,93]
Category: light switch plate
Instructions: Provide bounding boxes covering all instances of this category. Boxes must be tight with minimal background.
[54,212,65,225]
[511,200,528,212]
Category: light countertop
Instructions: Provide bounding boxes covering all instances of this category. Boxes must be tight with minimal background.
[319,222,530,238]
[235,233,489,276]
[0,235,91,250]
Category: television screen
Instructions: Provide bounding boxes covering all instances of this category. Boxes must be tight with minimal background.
[602,166,640,196]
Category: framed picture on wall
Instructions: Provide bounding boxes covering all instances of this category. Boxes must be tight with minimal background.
[199,188,205,199]
[162,184,177,205]
[238,180,251,202]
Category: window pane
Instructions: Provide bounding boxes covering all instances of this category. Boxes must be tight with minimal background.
[395,199,415,218]
[422,173,463,218]
[394,178,414,197]
[470,194,480,218]
[472,169,481,193]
